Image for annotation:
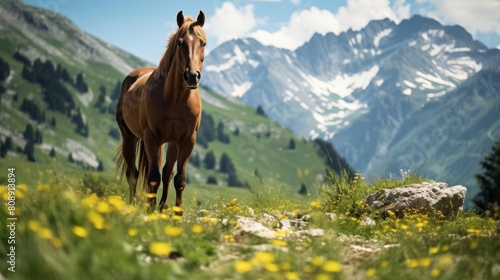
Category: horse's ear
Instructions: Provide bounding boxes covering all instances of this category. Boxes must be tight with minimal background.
[197,11,205,27]
[177,11,184,27]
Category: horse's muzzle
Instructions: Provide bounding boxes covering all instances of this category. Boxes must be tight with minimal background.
[183,71,201,89]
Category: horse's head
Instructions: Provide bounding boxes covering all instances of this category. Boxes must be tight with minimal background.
[175,11,206,89]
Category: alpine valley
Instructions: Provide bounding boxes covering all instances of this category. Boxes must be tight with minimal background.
[0,0,344,195]
[202,15,500,201]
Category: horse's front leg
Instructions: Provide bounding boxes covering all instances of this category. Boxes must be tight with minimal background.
[159,143,178,212]
[144,132,161,211]
[173,136,196,213]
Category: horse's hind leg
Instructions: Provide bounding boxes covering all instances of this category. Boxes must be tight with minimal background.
[144,131,162,210]
[122,136,139,203]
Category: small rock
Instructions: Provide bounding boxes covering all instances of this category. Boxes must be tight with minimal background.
[237,217,277,239]
[261,213,275,220]
[364,182,467,216]
[325,212,336,221]
[248,207,255,217]
[197,209,208,217]
[361,217,376,226]
[300,214,312,221]
[291,229,325,238]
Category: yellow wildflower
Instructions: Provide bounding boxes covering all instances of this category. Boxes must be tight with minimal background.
[72,226,88,238]
[264,263,279,272]
[431,269,441,277]
[323,260,342,272]
[128,228,138,237]
[315,274,330,280]
[310,200,321,208]
[172,215,182,221]
[149,242,172,256]
[145,193,156,198]
[81,193,98,208]
[234,260,252,273]
[230,198,238,206]
[39,227,52,239]
[96,201,112,213]
[405,259,419,268]
[172,206,182,213]
[36,184,50,192]
[429,247,439,254]
[380,261,389,268]
[271,239,287,247]
[437,255,453,268]
[254,251,275,264]
[28,220,41,232]
[191,224,204,234]
[164,226,183,237]
[224,234,235,242]
[418,258,431,267]
[312,256,325,266]
[285,272,299,279]
[87,211,105,229]
[107,196,125,211]
[366,268,377,278]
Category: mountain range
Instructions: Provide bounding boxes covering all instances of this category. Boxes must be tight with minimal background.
[202,15,500,199]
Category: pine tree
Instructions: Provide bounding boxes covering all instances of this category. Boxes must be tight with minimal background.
[0,142,6,158]
[35,129,43,144]
[219,153,235,174]
[256,105,266,116]
[75,72,88,93]
[0,57,10,81]
[203,151,216,170]
[288,138,296,150]
[97,160,104,172]
[191,153,200,167]
[473,141,500,215]
[49,147,56,158]
[206,176,218,185]
[23,124,34,141]
[298,184,308,195]
[23,140,36,162]
[216,121,230,144]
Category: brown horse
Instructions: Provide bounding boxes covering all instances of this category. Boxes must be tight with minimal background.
[115,11,206,211]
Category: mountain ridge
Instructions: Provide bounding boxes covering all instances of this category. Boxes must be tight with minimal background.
[202,15,500,199]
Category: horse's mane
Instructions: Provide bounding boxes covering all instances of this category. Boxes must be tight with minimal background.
[148,17,206,85]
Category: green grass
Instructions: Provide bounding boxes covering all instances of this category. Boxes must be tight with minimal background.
[0,170,498,280]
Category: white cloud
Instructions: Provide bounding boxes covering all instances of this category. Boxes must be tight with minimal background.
[250,7,340,50]
[418,0,500,35]
[249,0,410,50]
[205,2,258,46]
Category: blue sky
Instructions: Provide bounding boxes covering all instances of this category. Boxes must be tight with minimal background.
[23,0,500,63]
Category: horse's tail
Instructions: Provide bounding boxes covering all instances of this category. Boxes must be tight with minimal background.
[114,73,141,183]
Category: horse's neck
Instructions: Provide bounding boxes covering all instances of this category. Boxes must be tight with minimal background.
[161,60,190,103]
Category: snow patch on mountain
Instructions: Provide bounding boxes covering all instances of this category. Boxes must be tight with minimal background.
[374,28,392,48]
[231,81,252,98]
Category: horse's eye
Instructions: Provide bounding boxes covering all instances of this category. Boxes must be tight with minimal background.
[177,40,184,47]
[201,42,206,48]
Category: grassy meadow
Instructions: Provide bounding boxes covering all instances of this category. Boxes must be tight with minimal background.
[1,169,499,280]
